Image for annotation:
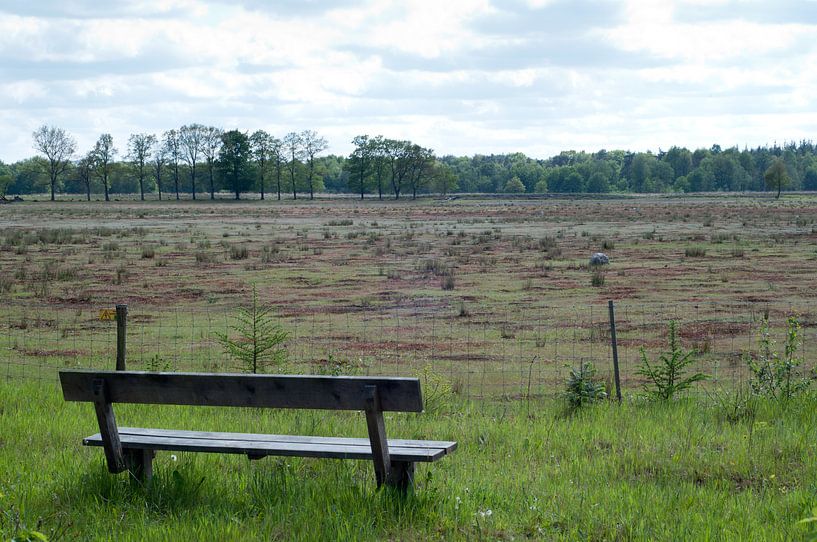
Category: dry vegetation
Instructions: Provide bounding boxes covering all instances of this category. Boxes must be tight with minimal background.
[1,195,816,393]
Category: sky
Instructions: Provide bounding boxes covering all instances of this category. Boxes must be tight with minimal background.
[1,0,816,162]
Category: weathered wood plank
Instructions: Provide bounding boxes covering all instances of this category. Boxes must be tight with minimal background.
[91,378,125,473]
[60,370,423,412]
[112,427,458,453]
[364,385,391,486]
[386,461,415,491]
[82,432,449,462]
[123,448,154,482]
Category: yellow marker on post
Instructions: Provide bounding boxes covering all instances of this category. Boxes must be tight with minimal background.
[99,309,116,321]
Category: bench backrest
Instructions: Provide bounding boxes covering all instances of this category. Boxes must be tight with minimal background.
[59,370,423,412]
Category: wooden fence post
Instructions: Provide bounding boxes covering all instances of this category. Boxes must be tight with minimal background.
[116,304,127,371]
[608,300,622,403]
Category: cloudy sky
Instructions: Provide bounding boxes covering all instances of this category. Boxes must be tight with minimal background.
[1,0,816,162]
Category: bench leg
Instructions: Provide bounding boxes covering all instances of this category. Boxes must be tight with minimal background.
[124,448,154,483]
[385,461,415,492]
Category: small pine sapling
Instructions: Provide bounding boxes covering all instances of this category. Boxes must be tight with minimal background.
[217,286,288,373]
[564,361,607,409]
[637,320,708,400]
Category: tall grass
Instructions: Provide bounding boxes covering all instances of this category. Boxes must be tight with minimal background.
[2,380,816,540]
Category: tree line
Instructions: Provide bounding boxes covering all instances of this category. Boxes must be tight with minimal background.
[2,125,816,200]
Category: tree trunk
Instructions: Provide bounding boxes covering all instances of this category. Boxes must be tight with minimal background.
[86,184,90,201]
[208,162,215,200]
[50,175,56,201]
[191,165,196,200]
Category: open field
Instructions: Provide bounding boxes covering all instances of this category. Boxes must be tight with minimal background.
[3,380,817,540]
[2,195,817,540]
[1,195,816,394]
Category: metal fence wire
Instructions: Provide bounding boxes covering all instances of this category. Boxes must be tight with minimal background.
[2,299,814,399]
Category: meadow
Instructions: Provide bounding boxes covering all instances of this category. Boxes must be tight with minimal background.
[2,194,817,540]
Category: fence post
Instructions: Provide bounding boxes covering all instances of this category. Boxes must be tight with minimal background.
[116,304,127,371]
[608,300,622,403]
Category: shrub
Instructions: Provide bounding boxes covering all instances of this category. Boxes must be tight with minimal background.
[417,364,453,414]
[441,272,455,291]
[590,268,605,287]
[141,246,155,259]
[504,176,526,193]
[745,316,810,401]
[637,320,708,400]
[564,361,607,409]
[0,275,12,294]
[685,247,707,257]
[195,251,216,264]
[230,245,249,260]
[260,244,280,264]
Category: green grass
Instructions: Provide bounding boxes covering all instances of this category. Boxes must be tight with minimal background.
[2,379,816,540]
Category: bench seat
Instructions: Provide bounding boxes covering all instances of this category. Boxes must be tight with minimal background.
[61,370,456,491]
[83,427,458,463]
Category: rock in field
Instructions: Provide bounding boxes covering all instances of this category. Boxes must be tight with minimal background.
[590,253,609,265]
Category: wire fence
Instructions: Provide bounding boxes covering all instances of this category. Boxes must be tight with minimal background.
[2,299,815,399]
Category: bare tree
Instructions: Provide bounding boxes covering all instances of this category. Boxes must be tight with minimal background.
[127,133,156,201]
[163,129,182,200]
[201,126,223,199]
[250,130,273,200]
[152,140,167,201]
[301,130,328,200]
[283,132,303,200]
[32,125,76,201]
[90,134,116,201]
[180,124,206,200]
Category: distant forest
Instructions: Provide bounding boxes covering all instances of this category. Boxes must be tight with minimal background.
[2,125,816,200]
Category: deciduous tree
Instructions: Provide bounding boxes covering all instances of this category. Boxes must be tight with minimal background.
[163,129,182,200]
[127,133,156,201]
[152,139,167,201]
[346,135,372,199]
[283,132,303,199]
[217,130,252,200]
[250,130,273,200]
[90,134,116,202]
[301,130,328,200]
[77,154,93,201]
[32,125,76,201]
[180,124,206,200]
[764,157,790,199]
[201,126,223,199]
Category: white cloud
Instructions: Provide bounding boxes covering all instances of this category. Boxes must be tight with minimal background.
[1,0,817,162]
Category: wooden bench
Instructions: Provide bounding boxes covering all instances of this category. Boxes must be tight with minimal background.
[59,370,457,491]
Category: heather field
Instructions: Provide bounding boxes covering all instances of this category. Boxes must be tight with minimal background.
[2,194,817,540]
